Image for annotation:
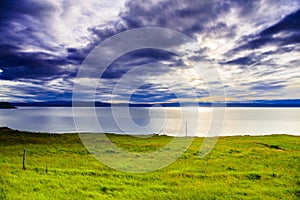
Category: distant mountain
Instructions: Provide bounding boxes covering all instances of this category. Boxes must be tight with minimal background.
[12,101,111,107]
[0,102,16,109]
[12,101,174,107]
[224,99,300,107]
[11,99,300,107]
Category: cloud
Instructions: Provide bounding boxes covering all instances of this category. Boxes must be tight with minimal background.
[101,48,180,79]
[260,9,300,36]
[229,9,300,53]
[0,0,125,81]
[0,0,299,102]
[223,56,257,66]
[248,82,287,91]
[0,77,73,102]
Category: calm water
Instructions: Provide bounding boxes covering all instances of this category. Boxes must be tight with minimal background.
[0,107,299,136]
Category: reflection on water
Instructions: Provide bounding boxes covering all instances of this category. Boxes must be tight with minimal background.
[0,107,299,136]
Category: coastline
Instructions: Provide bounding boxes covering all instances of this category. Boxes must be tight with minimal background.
[0,102,16,109]
[1,126,299,138]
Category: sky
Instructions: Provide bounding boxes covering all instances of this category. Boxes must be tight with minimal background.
[0,0,299,103]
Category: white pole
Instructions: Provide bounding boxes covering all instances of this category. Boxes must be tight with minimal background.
[186,121,187,137]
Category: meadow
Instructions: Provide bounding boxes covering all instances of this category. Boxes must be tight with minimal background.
[0,127,299,199]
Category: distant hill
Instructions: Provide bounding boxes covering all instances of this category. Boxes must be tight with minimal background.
[0,102,16,109]
[12,101,158,107]
[224,99,300,107]
[10,99,300,107]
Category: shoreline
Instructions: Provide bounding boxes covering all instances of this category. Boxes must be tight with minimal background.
[1,126,299,138]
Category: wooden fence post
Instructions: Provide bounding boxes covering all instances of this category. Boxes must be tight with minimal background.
[22,148,26,170]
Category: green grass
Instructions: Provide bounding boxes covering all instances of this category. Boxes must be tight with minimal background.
[0,127,299,199]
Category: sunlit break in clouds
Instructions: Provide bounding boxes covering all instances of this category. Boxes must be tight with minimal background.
[0,0,299,103]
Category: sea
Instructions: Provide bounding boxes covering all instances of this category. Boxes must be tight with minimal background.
[0,107,299,136]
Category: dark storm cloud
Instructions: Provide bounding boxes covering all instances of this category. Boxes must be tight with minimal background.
[118,0,223,37]
[0,49,75,80]
[223,50,279,69]
[249,83,286,91]
[0,0,55,22]
[101,49,181,79]
[241,80,287,87]
[117,0,260,37]
[0,0,78,80]
[83,0,261,82]
[87,0,231,50]
[260,9,300,36]
[223,56,257,66]
[230,9,300,53]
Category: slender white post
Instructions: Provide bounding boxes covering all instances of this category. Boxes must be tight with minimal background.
[186,121,187,137]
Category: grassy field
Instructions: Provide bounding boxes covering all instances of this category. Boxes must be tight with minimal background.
[0,127,299,199]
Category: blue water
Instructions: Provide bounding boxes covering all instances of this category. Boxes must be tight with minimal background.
[0,107,299,136]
